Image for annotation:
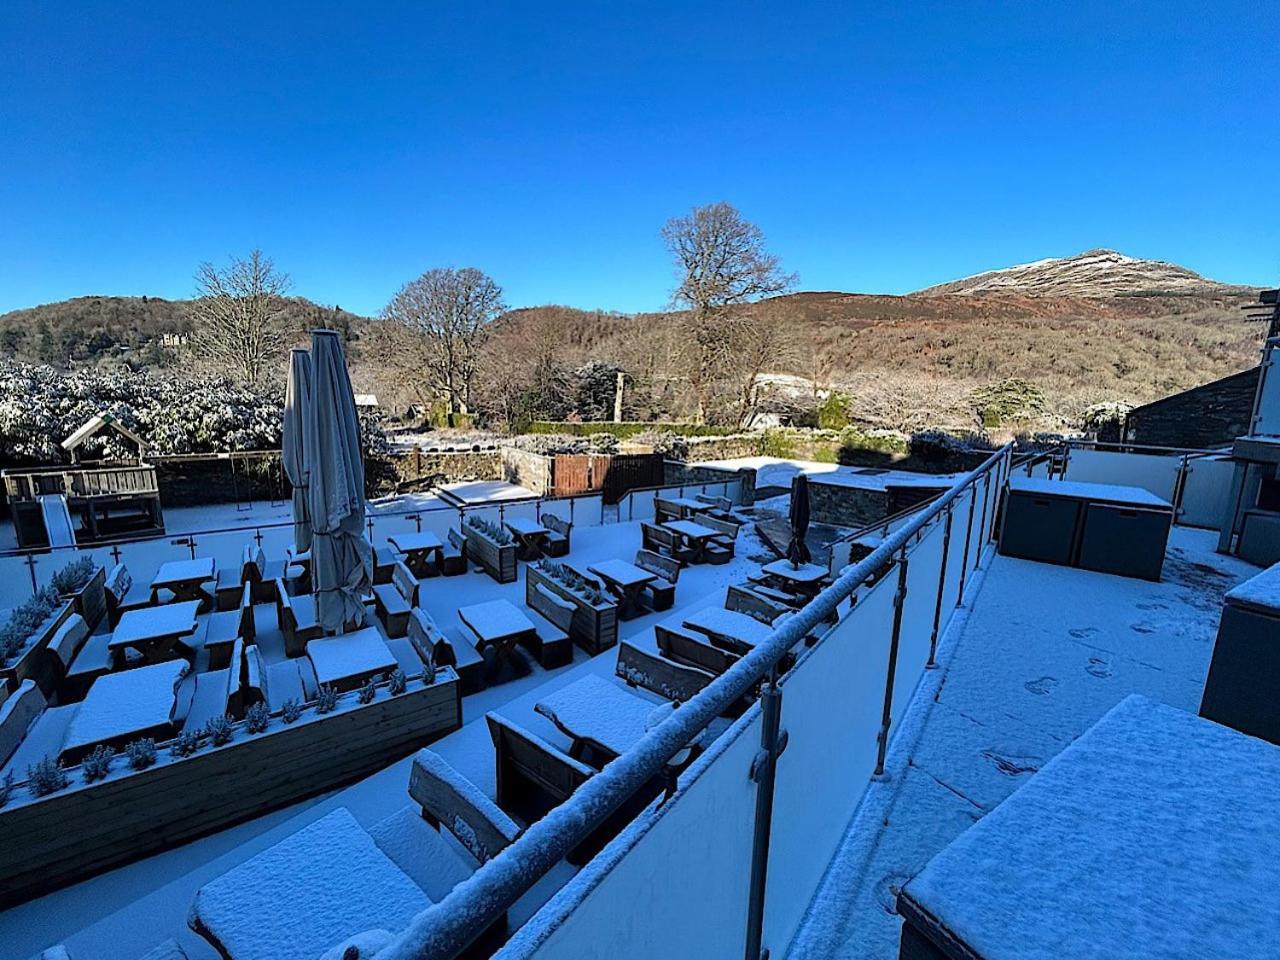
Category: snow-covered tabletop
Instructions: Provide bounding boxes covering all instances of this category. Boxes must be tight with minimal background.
[61,659,186,762]
[762,559,829,585]
[149,557,216,590]
[307,627,398,691]
[504,517,549,537]
[191,807,432,960]
[588,559,657,590]
[663,519,721,540]
[386,530,443,553]
[108,600,200,650]
[458,599,535,645]
[1224,561,1280,613]
[535,674,656,757]
[1009,476,1173,510]
[900,695,1280,960]
[683,607,774,648]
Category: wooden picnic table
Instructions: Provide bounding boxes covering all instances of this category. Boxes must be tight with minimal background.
[761,559,829,598]
[683,606,775,654]
[534,674,656,761]
[504,517,550,561]
[662,519,723,563]
[60,659,186,764]
[108,600,200,668]
[663,496,713,517]
[307,626,398,693]
[588,558,657,620]
[459,599,536,669]
[150,557,216,610]
[387,530,444,578]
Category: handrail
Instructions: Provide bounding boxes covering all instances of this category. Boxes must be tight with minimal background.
[374,442,1013,960]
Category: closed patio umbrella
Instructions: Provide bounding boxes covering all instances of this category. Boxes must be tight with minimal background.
[304,330,372,632]
[282,348,313,555]
[787,473,812,567]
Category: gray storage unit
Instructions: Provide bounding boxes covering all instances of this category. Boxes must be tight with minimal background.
[1077,503,1172,581]
[1200,564,1280,745]
[1237,510,1280,567]
[999,477,1174,580]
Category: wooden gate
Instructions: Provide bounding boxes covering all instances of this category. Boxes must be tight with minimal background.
[549,453,665,502]
[551,456,594,497]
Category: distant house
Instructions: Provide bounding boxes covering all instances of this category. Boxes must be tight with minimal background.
[353,393,379,409]
[1123,366,1259,449]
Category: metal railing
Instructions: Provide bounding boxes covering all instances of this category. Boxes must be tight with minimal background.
[372,443,1013,960]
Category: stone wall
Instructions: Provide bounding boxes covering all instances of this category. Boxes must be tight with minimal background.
[662,461,756,506]
[1125,366,1259,449]
[392,448,503,487]
[808,481,891,528]
[500,446,553,495]
[679,434,765,462]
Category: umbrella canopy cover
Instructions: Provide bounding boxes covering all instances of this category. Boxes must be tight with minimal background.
[787,473,812,566]
[282,348,313,555]
[304,330,372,631]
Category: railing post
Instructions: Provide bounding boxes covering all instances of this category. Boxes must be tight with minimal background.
[25,553,38,595]
[875,551,909,776]
[927,508,953,667]
[744,668,788,960]
[974,472,992,569]
[956,484,977,608]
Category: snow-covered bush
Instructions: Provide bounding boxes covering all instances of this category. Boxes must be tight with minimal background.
[1082,400,1132,440]
[125,738,157,770]
[169,729,201,758]
[245,701,270,734]
[315,685,338,714]
[50,556,96,596]
[0,585,61,667]
[27,755,69,797]
[466,515,512,544]
[81,745,115,783]
[909,429,970,464]
[281,698,303,723]
[357,676,378,704]
[204,714,234,746]
[537,560,605,605]
[388,667,408,695]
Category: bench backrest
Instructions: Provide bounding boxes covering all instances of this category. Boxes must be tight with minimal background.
[528,581,575,632]
[634,549,681,583]
[47,613,90,672]
[641,522,677,550]
[274,578,296,633]
[655,623,739,675]
[698,515,740,539]
[406,608,442,674]
[409,749,522,864]
[616,639,713,704]
[696,494,733,512]
[447,528,466,552]
[104,563,132,604]
[0,680,47,767]
[225,638,246,718]
[486,712,594,803]
[543,514,571,536]
[392,561,419,606]
[244,643,268,709]
[726,584,789,624]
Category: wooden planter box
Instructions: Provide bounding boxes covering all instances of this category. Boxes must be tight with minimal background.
[464,524,518,583]
[0,601,75,697]
[0,669,462,907]
[526,564,618,655]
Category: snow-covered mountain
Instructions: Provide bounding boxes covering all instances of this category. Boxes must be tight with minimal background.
[915,248,1254,298]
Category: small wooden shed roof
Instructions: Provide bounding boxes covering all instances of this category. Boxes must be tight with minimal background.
[61,413,147,461]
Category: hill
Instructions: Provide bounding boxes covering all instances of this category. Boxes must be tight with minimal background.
[914,248,1254,298]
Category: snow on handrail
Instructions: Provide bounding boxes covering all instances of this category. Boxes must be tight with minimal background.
[373,443,1014,960]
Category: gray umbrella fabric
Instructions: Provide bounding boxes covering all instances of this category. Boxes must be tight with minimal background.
[304,330,372,631]
[787,473,812,567]
[282,348,313,555]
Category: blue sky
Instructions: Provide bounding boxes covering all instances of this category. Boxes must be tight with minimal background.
[1,1,1276,317]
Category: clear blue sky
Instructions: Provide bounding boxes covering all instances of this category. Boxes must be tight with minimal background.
[2,1,1276,317]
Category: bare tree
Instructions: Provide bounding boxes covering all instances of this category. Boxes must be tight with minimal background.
[382,267,505,417]
[661,202,796,422]
[190,250,291,385]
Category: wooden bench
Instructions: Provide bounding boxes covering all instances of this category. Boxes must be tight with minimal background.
[655,620,740,676]
[641,521,695,565]
[409,749,522,865]
[204,582,255,670]
[726,583,793,624]
[696,514,739,565]
[523,581,575,669]
[616,637,714,704]
[654,497,683,525]
[46,613,90,684]
[695,494,735,520]
[373,562,419,639]
[541,514,571,557]
[486,711,594,821]
[409,608,484,693]
[0,680,46,768]
[373,546,402,585]
[104,563,152,627]
[634,549,680,611]
[441,528,468,577]
[274,578,321,657]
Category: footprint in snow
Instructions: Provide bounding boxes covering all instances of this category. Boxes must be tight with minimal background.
[983,749,1040,777]
[1086,657,1113,679]
[1024,676,1058,696]
[1136,602,1168,611]
[1131,623,1156,634]
[1068,627,1100,639]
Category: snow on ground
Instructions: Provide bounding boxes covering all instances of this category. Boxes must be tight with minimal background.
[1,515,765,960]
[785,526,1259,960]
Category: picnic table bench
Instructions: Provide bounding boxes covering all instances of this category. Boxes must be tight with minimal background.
[661,519,724,564]
[60,659,186,764]
[150,557,216,610]
[588,558,657,619]
[108,600,201,668]
[459,599,536,672]
[683,606,776,654]
[306,627,399,693]
[504,517,551,561]
[761,559,829,598]
[387,530,445,578]
[534,674,657,761]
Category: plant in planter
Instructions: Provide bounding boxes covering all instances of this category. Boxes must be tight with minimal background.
[0,586,61,668]
[82,745,115,783]
[245,702,270,734]
[357,676,379,705]
[466,516,513,545]
[170,729,202,758]
[126,738,157,770]
[537,560,606,606]
[50,556,96,596]
[0,770,14,808]
[205,714,234,746]
[281,698,303,723]
[388,667,408,695]
[27,755,69,797]
[316,685,339,714]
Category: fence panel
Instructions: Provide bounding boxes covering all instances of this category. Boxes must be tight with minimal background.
[1063,448,1181,503]
[1178,456,1236,529]
[503,713,762,960]
[762,572,898,953]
